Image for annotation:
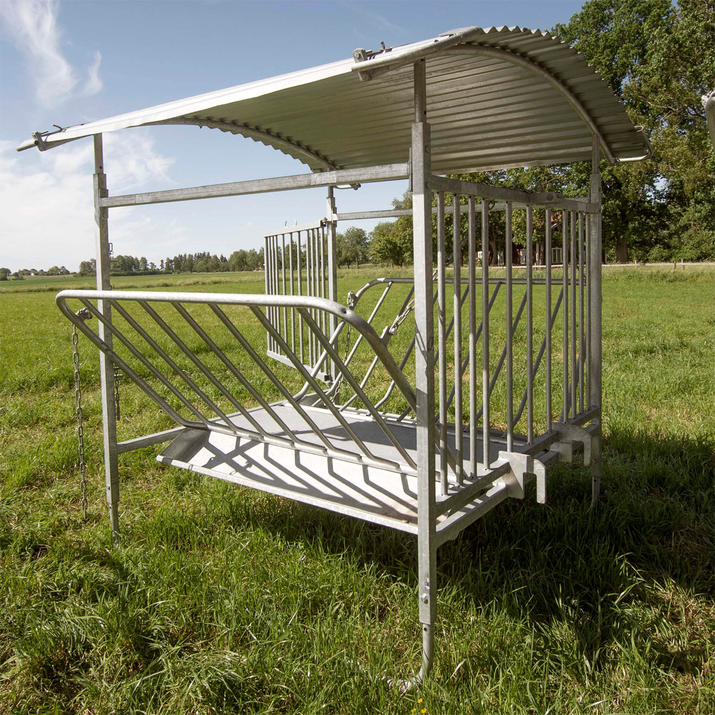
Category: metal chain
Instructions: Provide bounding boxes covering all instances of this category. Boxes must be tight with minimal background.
[387,298,415,336]
[72,309,92,521]
[113,366,123,421]
[332,291,357,405]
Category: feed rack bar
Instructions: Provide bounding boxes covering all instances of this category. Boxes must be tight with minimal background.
[99,163,409,208]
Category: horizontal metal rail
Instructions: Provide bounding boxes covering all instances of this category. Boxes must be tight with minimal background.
[428,176,599,213]
[99,163,410,208]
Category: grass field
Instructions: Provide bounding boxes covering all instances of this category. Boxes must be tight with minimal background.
[1,267,713,714]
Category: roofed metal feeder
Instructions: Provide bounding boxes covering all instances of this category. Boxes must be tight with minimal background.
[20,26,650,685]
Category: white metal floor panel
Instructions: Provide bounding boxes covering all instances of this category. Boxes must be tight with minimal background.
[158,403,528,534]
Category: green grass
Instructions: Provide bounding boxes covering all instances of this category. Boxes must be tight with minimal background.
[1,267,713,713]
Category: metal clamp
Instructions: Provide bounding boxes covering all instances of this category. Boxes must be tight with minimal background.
[498,451,547,504]
[552,423,599,466]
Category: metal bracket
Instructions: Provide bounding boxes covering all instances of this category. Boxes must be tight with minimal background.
[353,48,373,82]
[552,423,599,466]
[498,451,547,504]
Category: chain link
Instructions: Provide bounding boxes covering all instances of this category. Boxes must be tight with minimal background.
[113,366,122,422]
[71,308,92,520]
[331,291,357,405]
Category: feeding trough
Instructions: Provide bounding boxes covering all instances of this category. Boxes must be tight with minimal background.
[19,26,650,683]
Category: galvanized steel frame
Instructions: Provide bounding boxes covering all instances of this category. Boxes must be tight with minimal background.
[59,46,605,685]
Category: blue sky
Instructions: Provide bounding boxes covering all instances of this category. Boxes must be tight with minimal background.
[0,0,586,271]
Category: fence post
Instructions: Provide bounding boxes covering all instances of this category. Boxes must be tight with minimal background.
[588,136,603,506]
[412,58,436,681]
[93,134,120,542]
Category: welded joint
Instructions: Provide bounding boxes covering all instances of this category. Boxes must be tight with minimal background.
[553,422,599,466]
[498,451,547,504]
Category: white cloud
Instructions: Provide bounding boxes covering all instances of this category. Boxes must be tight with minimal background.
[0,132,178,271]
[0,0,102,107]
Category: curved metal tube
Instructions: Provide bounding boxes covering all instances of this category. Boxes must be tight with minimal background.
[147,117,340,171]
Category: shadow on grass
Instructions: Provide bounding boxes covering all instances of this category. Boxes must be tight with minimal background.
[195,427,714,673]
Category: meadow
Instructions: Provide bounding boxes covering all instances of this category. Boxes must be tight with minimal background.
[1,266,713,714]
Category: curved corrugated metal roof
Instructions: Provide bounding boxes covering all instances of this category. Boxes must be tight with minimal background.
[17,26,650,172]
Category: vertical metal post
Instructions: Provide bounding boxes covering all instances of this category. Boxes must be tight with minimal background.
[570,212,577,417]
[481,199,490,468]
[579,212,585,413]
[452,198,463,485]
[436,192,448,495]
[526,205,534,443]
[468,198,478,479]
[93,134,120,543]
[562,210,569,420]
[412,59,436,682]
[326,187,338,378]
[505,203,514,452]
[545,209,552,432]
[588,138,603,505]
[264,235,271,353]
[297,231,304,365]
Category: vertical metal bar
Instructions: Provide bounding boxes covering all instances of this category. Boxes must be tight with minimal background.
[326,187,338,378]
[468,197,478,479]
[562,210,569,420]
[413,59,436,681]
[297,231,304,365]
[481,198,490,468]
[570,211,577,418]
[505,202,514,452]
[586,218,591,404]
[281,233,287,341]
[307,228,314,365]
[93,133,119,542]
[545,208,553,432]
[453,198,463,485]
[526,205,534,443]
[289,233,296,354]
[436,193,448,495]
[263,236,271,351]
[579,212,585,414]
[271,235,278,352]
[319,224,326,338]
[589,137,603,505]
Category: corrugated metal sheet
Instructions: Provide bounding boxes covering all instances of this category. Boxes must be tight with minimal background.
[17,26,650,172]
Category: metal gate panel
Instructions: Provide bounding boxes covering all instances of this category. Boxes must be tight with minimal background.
[264,220,334,381]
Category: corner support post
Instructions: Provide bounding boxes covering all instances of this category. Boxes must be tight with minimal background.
[93,134,120,542]
[588,136,603,507]
[412,59,436,683]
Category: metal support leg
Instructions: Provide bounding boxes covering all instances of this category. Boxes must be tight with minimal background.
[94,134,120,542]
[412,59,436,685]
[588,137,603,508]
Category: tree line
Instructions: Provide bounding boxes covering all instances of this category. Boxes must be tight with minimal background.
[77,249,264,276]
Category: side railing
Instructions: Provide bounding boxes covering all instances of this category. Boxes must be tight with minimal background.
[57,290,418,476]
[264,220,334,380]
[322,183,600,495]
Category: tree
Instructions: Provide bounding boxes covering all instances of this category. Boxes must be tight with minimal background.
[554,0,715,261]
[336,226,369,269]
[78,259,96,276]
[370,221,404,266]
[0,267,11,281]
